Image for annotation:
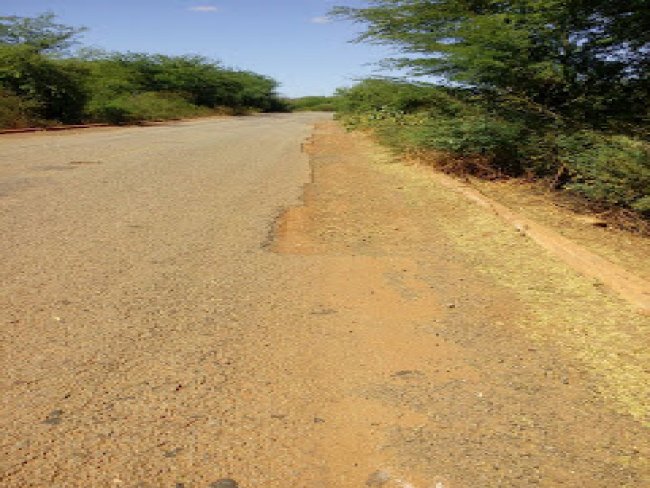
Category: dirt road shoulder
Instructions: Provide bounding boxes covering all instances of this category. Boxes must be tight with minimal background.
[272,121,649,486]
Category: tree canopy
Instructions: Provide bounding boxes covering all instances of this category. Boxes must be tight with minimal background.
[0,12,85,53]
[333,0,649,127]
[0,13,287,127]
[333,2,650,217]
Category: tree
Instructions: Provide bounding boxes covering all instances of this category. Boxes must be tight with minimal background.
[0,12,86,54]
[0,44,88,122]
[0,12,287,126]
[0,13,88,123]
[332,0,650,127]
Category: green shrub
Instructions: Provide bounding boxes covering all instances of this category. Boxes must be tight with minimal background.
[0,88,41,128]
[1,14,288,126]
[288,96,338,112]
[79,53,285,114]
[87,92,209,124]
[401,115,524,173]
[557,132,650,214]
[337,78,650,217]
[338,80,525,176]
[337,79,438,114]
[0,44,88,123]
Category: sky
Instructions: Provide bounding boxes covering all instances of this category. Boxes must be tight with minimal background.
[2,0,401,97]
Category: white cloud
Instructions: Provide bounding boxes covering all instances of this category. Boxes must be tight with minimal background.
[310,16,332,24]
[189,5,219,12]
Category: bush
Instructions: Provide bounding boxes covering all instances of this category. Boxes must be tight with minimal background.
[337,78,650,217]
[0,44,88,123]
[557,132,650,215]
[338,80,525,175]
[86,92,210,124]
[78,53,286,114]
[0,88,41,127]
[398,115,524,173]
[1,15,288,127]
[289,96,338,112]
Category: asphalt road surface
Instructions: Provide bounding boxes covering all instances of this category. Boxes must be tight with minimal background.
[1,114,330,486]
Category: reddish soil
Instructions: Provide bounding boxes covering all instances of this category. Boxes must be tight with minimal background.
[271,121,649,486]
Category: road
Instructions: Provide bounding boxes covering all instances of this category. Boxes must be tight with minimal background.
[1,115,648,487]
[1,114,326,486]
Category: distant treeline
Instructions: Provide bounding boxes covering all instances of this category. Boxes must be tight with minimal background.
[332,1,649,219]
[288,96,337,112]
[0,13,288,128]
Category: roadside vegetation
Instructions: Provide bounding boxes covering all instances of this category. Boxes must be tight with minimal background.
[288,96,338,112]
[332,1,649,219]
[0,13,288,128]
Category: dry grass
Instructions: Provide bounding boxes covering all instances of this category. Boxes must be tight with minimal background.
[469,178,650,281]
[370,154,650,424]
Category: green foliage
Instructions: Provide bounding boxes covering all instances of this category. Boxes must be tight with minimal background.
[412,115,524,172]
[0,14,286,128]
[333,0,649,127]
[86,91,210,124]
[227,70,287,112]
[0,44,88,123]
[78,52,287,115]
[557,133,650,214]
[0,12,85,54]
[337,78,650,214]
[288,96,338,112]
[0,87,41,128]
[333,1,649,217]
[336,79,457,114]
[338,79,524,174]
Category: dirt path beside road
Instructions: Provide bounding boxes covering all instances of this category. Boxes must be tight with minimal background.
[270,121,649,486]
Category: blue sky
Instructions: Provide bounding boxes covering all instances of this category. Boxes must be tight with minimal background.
[2,0,400,97]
